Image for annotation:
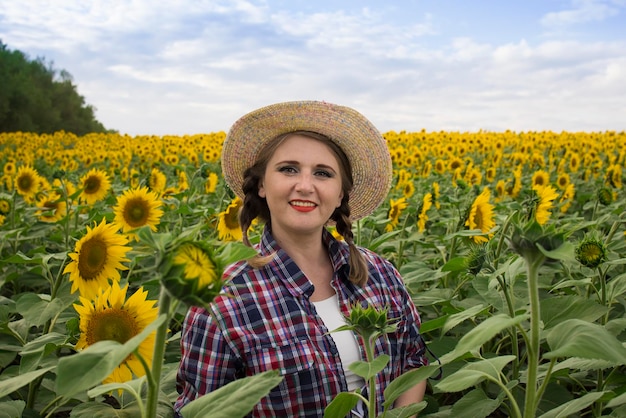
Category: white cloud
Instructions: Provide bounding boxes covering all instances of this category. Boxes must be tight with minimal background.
[1,0,625,134]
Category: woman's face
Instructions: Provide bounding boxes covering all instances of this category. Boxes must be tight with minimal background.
[259,134,344,239]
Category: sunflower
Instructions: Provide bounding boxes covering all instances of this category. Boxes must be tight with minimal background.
[0,194,11,215]
[14,165,41,200]
[531,170,550,188]
[556,172,571,190]
[385,197,408,232]
[575,236,607,268]
[64,219,131,299]
[205,172,219,194]
[495,180,508,202]
[73,282,158,384]
[431,182,441,210]
[417,193,433,233]
[559,183,575,213]
[35,192,67,223]
[434,159,446,174]
[534,185,559,225]
[173,243,218,289]
[401,181,415,199]
[149,167,167,194]
[217,197,243,241]
[3,161,16,177]
[79,168,111,205]
[177,170,189,192]
[113,186,164,239]
[605,164,622,189]
[465,187,495,243]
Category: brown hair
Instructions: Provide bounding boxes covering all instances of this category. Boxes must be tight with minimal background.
[238,131,369,286]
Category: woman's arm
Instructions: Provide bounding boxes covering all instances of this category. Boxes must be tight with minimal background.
[394,379,427,414]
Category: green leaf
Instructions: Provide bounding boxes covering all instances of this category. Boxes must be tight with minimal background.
[19,331,66,373]
[383,364,441,407]
[537,391,606,418]
[541,296,607,330]
[180,370,283,418]
[441,314,527,363]
[606,391,626,408]
[544,319,626,364]
[435,355,515,392]
[15,293,65,327]
[348,354,390,380]
[449,388,502,418]
[536,241,576,263]
[0,366,55,398]
[442,304,486,334]
[383,401,427,418]
[419,315,448,334]
[0,400,25,418]
[216,241,258,268]
[56,314,166,399]
[441,257,468,272]
[323,392,361,418]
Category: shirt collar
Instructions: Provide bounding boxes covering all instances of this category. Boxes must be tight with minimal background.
[258,225,351,298]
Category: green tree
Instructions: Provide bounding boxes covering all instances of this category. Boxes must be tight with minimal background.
[0,41,109,135]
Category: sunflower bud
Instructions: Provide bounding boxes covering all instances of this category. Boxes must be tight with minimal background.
[575,237,607,268]
[597,187,614,206]
[466,245,487,275]
[508,217,565,264]
[160,242,223,308]
[342,304,398,342]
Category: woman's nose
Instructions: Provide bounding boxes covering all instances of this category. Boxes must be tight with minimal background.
[295,173,314,191]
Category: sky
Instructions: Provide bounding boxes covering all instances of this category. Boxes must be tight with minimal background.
[1,0,625,136]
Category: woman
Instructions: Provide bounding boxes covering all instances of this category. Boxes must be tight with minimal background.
[175,101,428,417]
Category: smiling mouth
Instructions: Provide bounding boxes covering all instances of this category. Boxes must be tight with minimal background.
[290,201,317,211]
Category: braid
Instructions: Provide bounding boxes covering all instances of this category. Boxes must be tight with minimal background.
[239,167,270,247]
[333,198,368,286]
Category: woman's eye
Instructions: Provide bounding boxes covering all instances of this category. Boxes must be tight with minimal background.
[279,166,297,174]
[315,170,332,178]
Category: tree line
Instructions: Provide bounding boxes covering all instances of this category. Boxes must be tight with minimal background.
[0,41,110,135]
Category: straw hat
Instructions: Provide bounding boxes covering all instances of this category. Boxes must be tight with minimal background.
[221,100,393,220]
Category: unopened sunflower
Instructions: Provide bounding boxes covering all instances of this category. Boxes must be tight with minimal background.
[73,282,158,384]
[64,219,131,299]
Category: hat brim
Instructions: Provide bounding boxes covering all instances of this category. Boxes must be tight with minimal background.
[221,100,392,221]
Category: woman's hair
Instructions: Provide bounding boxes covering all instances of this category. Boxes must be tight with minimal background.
[238,130,369,286]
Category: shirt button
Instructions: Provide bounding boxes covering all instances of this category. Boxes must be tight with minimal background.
[330,345,338,355]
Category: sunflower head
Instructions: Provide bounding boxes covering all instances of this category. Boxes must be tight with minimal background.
[160,240,257,308]
[597,187,614,206]
[465,244,487,275]
[73,282,158,384]
[340,303,398,342]
[575,236,608,269]
[0,194,11,215]
[160,241,222,308]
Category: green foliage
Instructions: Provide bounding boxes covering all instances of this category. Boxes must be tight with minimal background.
[0,41,109,135]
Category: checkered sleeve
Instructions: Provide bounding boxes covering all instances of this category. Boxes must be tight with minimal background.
[174,305,241,415]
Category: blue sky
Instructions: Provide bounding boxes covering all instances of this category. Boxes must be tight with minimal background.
[1,0,625,135]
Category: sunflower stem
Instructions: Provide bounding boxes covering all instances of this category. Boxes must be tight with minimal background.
[523,252,545,418]
[145,287,172,418]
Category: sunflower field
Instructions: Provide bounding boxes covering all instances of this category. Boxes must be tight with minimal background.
[0,129,625,418]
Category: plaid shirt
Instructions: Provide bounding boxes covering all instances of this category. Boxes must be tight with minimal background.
[174,226,428,417]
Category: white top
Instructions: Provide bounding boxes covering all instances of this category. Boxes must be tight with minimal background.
[312,294,365,392]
